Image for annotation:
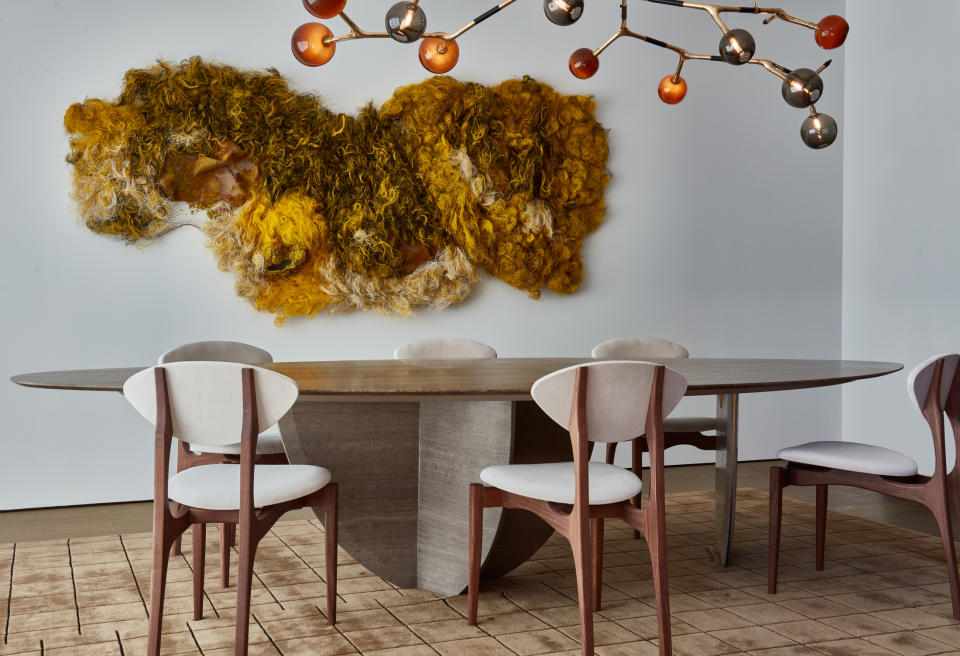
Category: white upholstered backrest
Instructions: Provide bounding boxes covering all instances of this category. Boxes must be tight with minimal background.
[158,341,273,365]
[394,338,497,359]
[531,361,687,443]
[123,362,298,445]
[908,353,960,414]
[591,337,689,360]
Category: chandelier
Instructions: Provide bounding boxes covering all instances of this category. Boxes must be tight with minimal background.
[291,1,848,149]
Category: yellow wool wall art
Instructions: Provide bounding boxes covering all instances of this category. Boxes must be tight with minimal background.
[64,58,610,321]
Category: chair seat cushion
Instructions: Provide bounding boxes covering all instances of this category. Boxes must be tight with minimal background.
[168,464,330,510]
[480,462,642,506]
[777,441,918,477]
[188,429,285,456]
[663,416,718,433]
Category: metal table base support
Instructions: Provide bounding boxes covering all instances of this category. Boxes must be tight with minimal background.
[715,393,739,566]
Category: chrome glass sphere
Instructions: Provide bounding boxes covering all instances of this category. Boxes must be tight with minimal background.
[782,68,823,108]
[719,28,756,65]
[385,2,427,43]
[801,111,838,149]
[544,0,584,26]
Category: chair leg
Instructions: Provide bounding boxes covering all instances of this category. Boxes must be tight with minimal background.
[929,491,960,620]
[570,516,595,656]
[192,523,205,621]
[324,483,339,625]
[148,527,177,656]
[605,443,617,465]
[220,523,233,588]
[815,485,828,571]
[632,440,643,540]
[592,518,604,611]
[467,483,484,626]
[235,519,258,656]
[645,504,671,655]
[768,466,785,594]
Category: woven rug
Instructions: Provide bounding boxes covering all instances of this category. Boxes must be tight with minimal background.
[3,489,960,656]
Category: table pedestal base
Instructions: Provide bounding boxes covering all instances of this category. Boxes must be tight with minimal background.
[279,398,570,595]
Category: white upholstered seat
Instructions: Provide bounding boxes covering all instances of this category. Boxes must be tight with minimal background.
[777,441,918,477]
[168,464,331,511]
[481,462,643,506]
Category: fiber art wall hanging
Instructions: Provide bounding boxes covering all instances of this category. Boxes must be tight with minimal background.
[64,58,609,321]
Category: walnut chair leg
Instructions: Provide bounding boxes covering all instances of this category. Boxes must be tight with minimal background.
[220,524,233,588]
[592,518,604,612]
[930,492,960,620]
[148,536,173,656]
[324,483,339,625]
[646,507,671,655]
[815,485,828,571]
[768,466,785,594]
[192,523,206,621]
[570,518,595,656]
[605,443,617,465]
[632,441,642,540]
[235,522,257,656]
[467,483,484,626]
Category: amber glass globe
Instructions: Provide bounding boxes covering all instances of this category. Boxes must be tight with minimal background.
[419,38,459,74]
[292,23,336,66]
[815,15,849,49]
[568,48,599,79]
[658,75,687,104]
[302,0,347,19]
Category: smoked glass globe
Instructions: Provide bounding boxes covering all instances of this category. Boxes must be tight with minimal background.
[385,2,427,43]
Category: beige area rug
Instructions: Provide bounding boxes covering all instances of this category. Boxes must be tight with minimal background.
[3,489,960,655]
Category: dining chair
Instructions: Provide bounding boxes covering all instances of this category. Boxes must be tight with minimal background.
[394,337,497,359]
[768,353,960,620]
[467,361,687,656]
[592,337,717,538]
[160,341,287,588]
[124,362,338,656]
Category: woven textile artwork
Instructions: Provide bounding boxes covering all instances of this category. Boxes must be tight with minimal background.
[64,59,609,321]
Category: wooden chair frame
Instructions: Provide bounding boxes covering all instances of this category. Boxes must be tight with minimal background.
[468,365,673,656]
[147,367,338,656]
[768,357,960,620]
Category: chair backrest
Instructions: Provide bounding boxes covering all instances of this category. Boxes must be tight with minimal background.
[591,337,689,360]
[532,361,687,443]
[908,353,960,416]
[393,338,497,359]
[123,362,298,445]
[158,341,273,365]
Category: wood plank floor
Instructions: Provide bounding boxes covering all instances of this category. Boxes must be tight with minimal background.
[0,460,947,544]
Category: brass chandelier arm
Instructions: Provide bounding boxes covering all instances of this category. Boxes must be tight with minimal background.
[645,0,817,32]
[323,11,393,45]
[322,0,521,47]
[597,1,798,83]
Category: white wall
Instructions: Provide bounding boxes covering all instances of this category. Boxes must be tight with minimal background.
[842,0,960,474]
[0,0,844,510]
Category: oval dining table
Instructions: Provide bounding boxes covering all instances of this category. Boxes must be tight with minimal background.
[11,357,902,596]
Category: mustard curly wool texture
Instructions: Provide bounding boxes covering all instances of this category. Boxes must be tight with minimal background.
[64,58,609,320]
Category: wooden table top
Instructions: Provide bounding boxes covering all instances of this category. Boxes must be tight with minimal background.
[10,358,903,400]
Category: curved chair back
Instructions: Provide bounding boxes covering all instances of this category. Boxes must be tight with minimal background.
[159,341,273,365]
[124,362,298,446]
[532,361,687,443]
[394,338,497,359]
[908,353,960,416]
[591,337,689,359]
